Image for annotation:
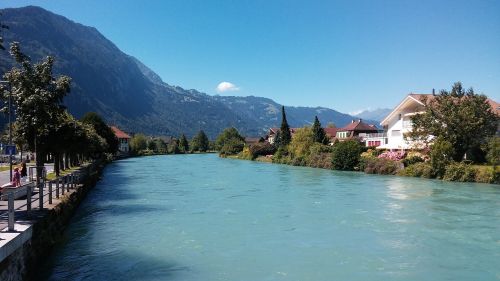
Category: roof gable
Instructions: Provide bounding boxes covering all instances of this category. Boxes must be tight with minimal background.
[111,126,131,139]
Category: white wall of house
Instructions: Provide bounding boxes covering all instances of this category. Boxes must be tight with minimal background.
[119,138,129,152]
[377,95,427,150]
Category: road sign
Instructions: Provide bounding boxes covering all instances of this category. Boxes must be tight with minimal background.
[5,145,16,155]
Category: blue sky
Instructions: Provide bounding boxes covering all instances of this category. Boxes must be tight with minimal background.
[1,0,499,113]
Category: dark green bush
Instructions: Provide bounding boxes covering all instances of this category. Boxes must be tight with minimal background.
[331,140,362,171]
[363,158,400,175]
[443,162,476,182]
[402,156,424,167]
[249,142,276,159]
[474,166,500,184]
[430,137,455,178]
[307,153,333,169]
[399,162,433,178]
[220,138,245,156]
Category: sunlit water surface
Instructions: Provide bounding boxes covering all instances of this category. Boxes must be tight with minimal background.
[41,154,500,280]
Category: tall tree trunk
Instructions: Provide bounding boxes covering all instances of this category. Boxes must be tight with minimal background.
[65,153,70,169]
[54,152,60,177]
[35,150,44,187]
[60,153,65,171]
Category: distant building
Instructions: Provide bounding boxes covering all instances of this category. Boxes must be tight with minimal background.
[324,127,338,145]
[111,126,131,153]
[334,119,379,143]
[266,128,299,144]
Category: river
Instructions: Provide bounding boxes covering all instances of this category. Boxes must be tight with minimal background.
[41,154,500,280]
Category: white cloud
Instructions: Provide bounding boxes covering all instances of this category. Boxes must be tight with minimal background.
[216,81,240,93]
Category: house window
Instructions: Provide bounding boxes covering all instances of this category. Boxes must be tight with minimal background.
[392,130,401,137]
[398,113,402,120]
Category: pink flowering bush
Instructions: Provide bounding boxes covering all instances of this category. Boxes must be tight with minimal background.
[377,151,406,161]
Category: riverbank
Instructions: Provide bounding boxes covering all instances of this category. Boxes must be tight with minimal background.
[0,160,106,281]
[227,150,500,185]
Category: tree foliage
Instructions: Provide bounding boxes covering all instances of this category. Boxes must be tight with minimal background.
[280,106,291,146]
[179,134,189,153]
[409,82,498,161]
[130,134,147,154]
[288,127,314,158]
[191,130,209,152]
[312,116,328,144]
[331,140,363,170]
[429,137,454,178]
[1,42,71,179]
[486,136,500,167]
[215,127,245,156]
[81,112,119,154]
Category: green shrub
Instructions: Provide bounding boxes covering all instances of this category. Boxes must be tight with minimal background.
[443,162,476,182]
[308,153,333,169]
[238,146,254,160]
[331,140,362,170]
[474,166,500,184]
[399,162,433,178]
[486,136,500,166]
[402,156,424,167]
[220,138,245,156]
[363,158,400,175]
[430,137,455,178]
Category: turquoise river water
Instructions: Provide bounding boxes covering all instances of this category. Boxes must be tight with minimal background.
[41,154,500,281]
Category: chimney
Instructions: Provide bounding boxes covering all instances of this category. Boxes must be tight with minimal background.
[358,118,362,123]
[351,120,355,123]
[432,88,435,95]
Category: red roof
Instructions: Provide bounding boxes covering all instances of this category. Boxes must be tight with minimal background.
[111,126,131,139]
[324,128,337,138]
[338,120,378,132]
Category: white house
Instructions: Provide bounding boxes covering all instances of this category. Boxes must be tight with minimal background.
[365,93,500,150]
[111,126,131,153]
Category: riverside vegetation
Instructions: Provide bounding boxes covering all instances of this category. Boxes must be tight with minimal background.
[216,83,500,184]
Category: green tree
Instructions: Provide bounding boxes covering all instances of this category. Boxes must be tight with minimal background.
[147,138,157,151]
[288,127,314,158]
[130,134,147,154]
[81,112,119,154]
[312,116,328,144]
[215,127,245,156]
[191,130,209,152]
[1,42,71,183]
[155,138,168,154]
[179,134,189,153]
[273,130,281,148]
[409,82,498,161]
[215,127,244,150]
[486,136,500,167]
[280,106,291,146]
[331,140,362,170]
[429,137,454,178]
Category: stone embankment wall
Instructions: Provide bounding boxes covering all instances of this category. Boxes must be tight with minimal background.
[0,161,106,281]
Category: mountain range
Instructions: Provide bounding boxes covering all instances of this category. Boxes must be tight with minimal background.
[0,6,378,138]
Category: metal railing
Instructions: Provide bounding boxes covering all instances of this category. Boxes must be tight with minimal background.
[0,166,87,232]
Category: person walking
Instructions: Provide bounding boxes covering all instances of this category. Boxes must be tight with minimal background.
[13,167,21,187]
